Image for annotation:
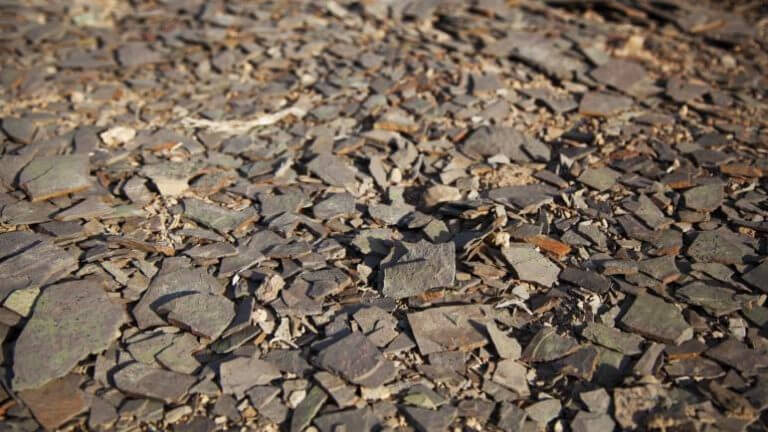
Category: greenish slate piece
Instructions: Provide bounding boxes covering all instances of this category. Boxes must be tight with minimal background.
[0,200,56,225]
[112,362,196,403]
[742,261,768,293]
[579,92,633,117]
[522,327,579,362]
[403,384,447,410]
[219,355,281,398]
[1,117,37,144]
[577,166,620,191]
[19,154,91,202]
[126,331,176,366]
[487,321,522,360]
[182,198,257,233]
[157,291,235,340]
[132,267,224,329]
[401,405,458,432]
[582,322,644,355]
[156,333,202,374]
[676,281,749,317]
[525,399,561,425]
[620,295,693,345]
[13,280,127,391]
[312,193,355,219]
[687,231,746,264]
[290,386,328,432]
[379,240,455,299]
[571,411,616,432]
[307,153,357,188]
[492,359,530,398]
[316,332,396,387]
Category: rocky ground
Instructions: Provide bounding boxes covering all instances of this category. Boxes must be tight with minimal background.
[0,0,767,431]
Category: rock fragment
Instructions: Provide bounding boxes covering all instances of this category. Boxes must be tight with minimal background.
[492,359,530,397]
[0,232,77,302]
[219,355,282,397]
[13,280,127,391]
[113,362,196,403]
[687,231,746,264]
[408,305,492,355]
[379,240,455,299]
[501,244,560,287]
[579,92,633,116]
[156,292,235,339]
[133,267,224,329]
[522,327,580,362]
[676,281,748,317]
[401,405,458,432]
[307,153,357,188]
[620,295,693,345]
[1,116,37,144]
[315,332,396,387]
[682,183,724,212]
[19,374,89,430]
[741,261,768,292]
[18,155,91,201]
[487,321,522,359]
[582,322,644,355]
[578,166,620,191]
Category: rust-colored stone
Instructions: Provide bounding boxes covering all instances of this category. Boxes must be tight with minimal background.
[525,235,572,259]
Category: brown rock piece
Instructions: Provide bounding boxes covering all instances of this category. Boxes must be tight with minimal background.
[19,374,88,431]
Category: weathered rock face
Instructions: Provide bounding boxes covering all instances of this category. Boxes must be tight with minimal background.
[132,267,224,329]
[379,240,455,299]
[13,280,127,391]
[113,362,197,403]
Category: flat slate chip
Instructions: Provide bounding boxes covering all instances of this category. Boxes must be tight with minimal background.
[559,267,612,293]
[578,167,620,191]
[579,92,633,117]
[307,153,357,188]
[620,295,693,345]
[501,244,560,287]
[379,240,455,299]
[407,305,493,355]
[157,292,235,339]
[0,231,78,302]
[18,155,91,202]
[316,332,396,387]
[13,280,127,391]
[219,355,282,397]
[133,267,224,329]
[113,362,196,403]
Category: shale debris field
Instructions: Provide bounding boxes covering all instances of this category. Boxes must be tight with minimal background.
[1,0,768,431]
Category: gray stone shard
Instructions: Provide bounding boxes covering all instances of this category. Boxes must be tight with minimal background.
[379,240,455,299]
[13,280,127,391]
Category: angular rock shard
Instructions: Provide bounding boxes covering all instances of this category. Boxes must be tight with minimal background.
[113,362,196,403]
[133,267,224,329]
[18,155,91,202]
[620,295,693,345]
[156,292,235,340]
[501,244,560,287]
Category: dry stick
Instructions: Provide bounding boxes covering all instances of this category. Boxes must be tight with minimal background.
[180,106,307,135]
